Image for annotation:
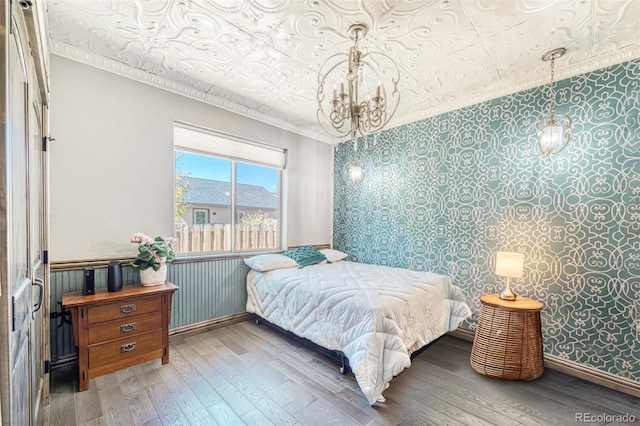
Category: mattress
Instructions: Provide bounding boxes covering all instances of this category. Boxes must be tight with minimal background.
[246,261,471,405]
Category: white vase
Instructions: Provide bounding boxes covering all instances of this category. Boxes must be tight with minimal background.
[139,263,167,286]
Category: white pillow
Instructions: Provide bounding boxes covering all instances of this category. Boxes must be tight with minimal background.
[244,254,297,272]
[320,249,349,263]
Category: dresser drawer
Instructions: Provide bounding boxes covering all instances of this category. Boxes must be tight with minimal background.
[88,312,162,345]
[88,296,161,324]
[89,329,162,369]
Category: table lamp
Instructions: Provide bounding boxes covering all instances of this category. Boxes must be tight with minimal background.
[495,251,524,301]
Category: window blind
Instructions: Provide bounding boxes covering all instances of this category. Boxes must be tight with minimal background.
[174,124,287,169]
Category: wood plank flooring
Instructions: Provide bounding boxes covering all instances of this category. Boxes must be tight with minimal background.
[44,321,639,426]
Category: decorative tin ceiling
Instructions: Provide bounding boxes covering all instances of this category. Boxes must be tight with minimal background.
[47,0,640,142]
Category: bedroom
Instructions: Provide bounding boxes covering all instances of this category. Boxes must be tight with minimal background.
[0,0,638,424]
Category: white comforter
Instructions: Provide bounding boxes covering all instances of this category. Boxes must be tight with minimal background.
[246,261,471,405]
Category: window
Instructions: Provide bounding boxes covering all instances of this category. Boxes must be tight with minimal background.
[173,124,285,254]
[193,209,209,225]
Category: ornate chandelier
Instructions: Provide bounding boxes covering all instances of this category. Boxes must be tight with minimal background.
[316,23,400,148]
[537,47,572,157]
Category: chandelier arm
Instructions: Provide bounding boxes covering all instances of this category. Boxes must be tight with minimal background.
[317,58,352,135]
[316,59,349,99]
[357,51,401,132]
[380,78,401,127]
[316,52,349,83]
[317,110,351,138]
[317,95,348,132]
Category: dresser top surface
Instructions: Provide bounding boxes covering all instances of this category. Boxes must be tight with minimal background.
[62,282,178,307]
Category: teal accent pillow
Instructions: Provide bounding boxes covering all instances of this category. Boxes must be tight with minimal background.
[283,246,328,268]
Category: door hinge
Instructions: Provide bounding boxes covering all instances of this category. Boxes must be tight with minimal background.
[43,136,55,152]
[43,250,49,265]
[44,360,51,374]
[11,296,16,331]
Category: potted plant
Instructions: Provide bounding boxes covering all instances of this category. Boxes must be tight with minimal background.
[130,233,176,286]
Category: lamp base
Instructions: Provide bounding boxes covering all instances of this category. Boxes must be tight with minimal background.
[499,288,517,301]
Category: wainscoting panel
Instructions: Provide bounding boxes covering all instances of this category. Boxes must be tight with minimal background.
[168,259,249,328]
[50,258,249,361]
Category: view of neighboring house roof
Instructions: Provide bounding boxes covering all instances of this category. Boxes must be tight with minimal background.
[182,176,277,210]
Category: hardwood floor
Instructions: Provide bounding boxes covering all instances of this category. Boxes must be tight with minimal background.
[44,321,639,426]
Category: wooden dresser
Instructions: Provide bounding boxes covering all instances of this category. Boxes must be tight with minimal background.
[62,282,179,391]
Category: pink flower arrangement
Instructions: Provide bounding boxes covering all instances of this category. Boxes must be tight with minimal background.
[130,232,154,244]
[129,233,176,271]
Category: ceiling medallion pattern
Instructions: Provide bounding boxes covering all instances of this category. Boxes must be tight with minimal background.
[48,0,640,142]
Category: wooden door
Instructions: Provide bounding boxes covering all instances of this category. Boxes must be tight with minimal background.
[29,78,47,424]
[8,7,32,423]
[28,74,49,426]
[6,2,49,424]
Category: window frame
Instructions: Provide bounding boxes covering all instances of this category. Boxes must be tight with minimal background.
[173,127,284,256]
[192,208,210,225]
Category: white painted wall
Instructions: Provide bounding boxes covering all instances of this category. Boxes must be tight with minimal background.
[49,55,332,261]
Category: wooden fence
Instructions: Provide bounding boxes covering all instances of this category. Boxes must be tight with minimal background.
[174,223,278,253]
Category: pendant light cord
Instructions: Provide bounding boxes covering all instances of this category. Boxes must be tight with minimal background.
[547,58,556,116]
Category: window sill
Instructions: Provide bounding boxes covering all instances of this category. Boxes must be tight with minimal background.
[173,250,284,264]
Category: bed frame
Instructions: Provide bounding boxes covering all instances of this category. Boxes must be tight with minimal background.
[252,314,442,375]
[252,314,352,374]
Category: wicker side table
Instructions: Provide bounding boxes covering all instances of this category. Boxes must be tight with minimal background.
[470,294,544,380]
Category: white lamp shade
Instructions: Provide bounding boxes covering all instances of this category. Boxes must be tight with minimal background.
[495,252,524,278]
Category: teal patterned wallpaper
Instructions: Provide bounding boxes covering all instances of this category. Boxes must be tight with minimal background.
[334,59,640,382]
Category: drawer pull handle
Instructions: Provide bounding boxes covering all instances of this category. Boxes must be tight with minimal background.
[120,323,136,333]
[121,342,136,353]
[120,304,136,314]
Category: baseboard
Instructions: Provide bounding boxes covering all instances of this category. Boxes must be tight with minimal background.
[51,355,79,370]
[169,312,250,338]
[449,328,474,342]
[543,356,640,398]
[448,328,640,398]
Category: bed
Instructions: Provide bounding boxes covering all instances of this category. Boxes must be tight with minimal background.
[245,253,472,405]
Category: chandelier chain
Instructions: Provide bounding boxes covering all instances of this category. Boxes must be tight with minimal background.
[547,57,556,116]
